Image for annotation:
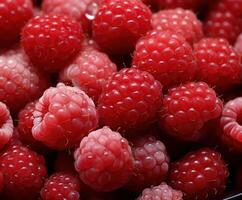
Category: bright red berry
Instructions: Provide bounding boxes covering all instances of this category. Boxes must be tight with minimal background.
[220,97,242,152]
[137,182,183,200]
[92,0,152,55]
[41,172,81,200]
[160,0,205,10]
[54,151,76,173]
[0,0,33,47]
[160,82,223,142]
[169,148,229,200]
[98,68,163,134]
[126,135,170,191]
[21,14,84,72]
[0,145,47,200]
[194,38,242,92]
[32,83,98,150]
[0,48,50,113]
[60,49,117,103]
[152,8,203,44]
[132,30,196,90]
[74,126,134,192]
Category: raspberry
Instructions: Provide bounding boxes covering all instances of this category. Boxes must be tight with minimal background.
[17,101,47,153]
[0,48,50,113]
[160,82,223,142]
[40,172,81,200]
[152,8,203,44]
[0,145,47,200]
[220,97,242,152]
[204,4,242,45]
[0,0,33,47]
[0,102,13,150]
[169,148,229,200]
[160,0,205,10]
[132,30,196,90]
[137,182,183,200]
[0,171,3,192]
[92,0,152,55]
[21,14,84,72]
[98,68,163,134]
[74,126,134,192]
[194,38,242,92]
[234,33,242,56]
[32,83,98,150]
[60,49,117,103]
[126,135,170,191]
[54,151,76,173]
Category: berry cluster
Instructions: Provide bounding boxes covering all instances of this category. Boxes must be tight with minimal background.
[0,0,242,199]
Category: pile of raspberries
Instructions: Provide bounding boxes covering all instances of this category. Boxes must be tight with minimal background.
[1,0,242,199]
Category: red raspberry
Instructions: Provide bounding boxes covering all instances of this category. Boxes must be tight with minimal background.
[0,102,13,150]
[194,38,242,92]
[220,97,242,152]
[0,171,3,192]
[54,151,76,173]
[137,182,183,200]
[160,0,205,10]
[169,148,229,200]
[126,135,170,191]
[160,82,223,142]
[17,101,48,153]
[21,14,84,72]
[32,83,98,150]
[81,38,100,51]
[41,172,81,200]
[92,0,152,55]
[74,126,134,192]
[152,8,203,44]
[132,30,196,90]
[234,33,242,56]
[204,2,242,44]
[0,48,50,113]
[60,49,117,103]
[0,145,47,200]
[0,0,33,47]
[98,68,163,134]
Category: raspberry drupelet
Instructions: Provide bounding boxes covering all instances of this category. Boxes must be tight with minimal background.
[160,82,223,142]
[137,182,183,200]
[152,8,203,44]
[126,135,170,191]
[169,148,229,200]
[92,0,152,55]
[98,68,163,134]
[74,126,134,192]
[194,38,242,93]
[32,83,98,150]
[21,14,84,72]
[60,49,117,103]
[132,30,196,90]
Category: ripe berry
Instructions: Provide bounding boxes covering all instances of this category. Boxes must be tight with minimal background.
[74,126,134,192]
[220,97,242,152]
[32,83,98,150]
[169,148,229,200]
[0,0,33,47]
[194,38,242,92]
[137,182,183,200]
[160,0,205,10]
[92,0,152,55]
[152,8,203,44]
[60,49,117,103]
[21,14,84,72]
[0,102,13,150]
[234,33,242,56]
[40,172,81,200]
[98,68,163,134]
[132,30,196,90]
[0,48,50,113]
[160,82,223,142]
[0,145,47,200]
[126,135,170,191]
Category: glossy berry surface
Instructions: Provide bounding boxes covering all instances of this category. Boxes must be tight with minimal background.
[98,68,163,134]
[32,83,98,150]
[21,14,84,72]
[160,82,223,141]
[92,0,152,55]
[74,127,134,192]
